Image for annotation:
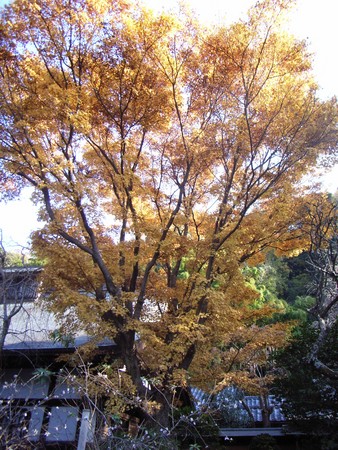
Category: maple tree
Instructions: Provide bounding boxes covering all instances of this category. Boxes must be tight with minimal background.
[0,0,337,428]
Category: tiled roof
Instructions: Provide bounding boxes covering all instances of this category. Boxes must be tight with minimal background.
[191,387,286,423]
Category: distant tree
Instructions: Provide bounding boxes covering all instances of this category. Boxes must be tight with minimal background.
[304,195,338,378]
[276,323,338,447]
[243,251,290,311]
[3,251,44,268]
[3,251,24,267]
[276,195,338,446]
[285,251,314,303]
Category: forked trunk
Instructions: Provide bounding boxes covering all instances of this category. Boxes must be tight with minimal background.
[116,331,173,429]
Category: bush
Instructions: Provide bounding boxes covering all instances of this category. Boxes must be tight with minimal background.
[249,434,279,450]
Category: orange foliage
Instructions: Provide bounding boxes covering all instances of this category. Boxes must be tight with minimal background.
[0,0,337,416]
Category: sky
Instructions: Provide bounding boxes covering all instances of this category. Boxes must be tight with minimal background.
[0,0,337,250]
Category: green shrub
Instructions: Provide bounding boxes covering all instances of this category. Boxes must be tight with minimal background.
[249,433,279,450]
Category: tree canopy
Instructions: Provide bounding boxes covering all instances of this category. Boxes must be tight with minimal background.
[0,0,337,427]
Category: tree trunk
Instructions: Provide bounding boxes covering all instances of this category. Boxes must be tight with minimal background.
[259,394,273,428]
[150,387,173,429]
[115,330,174,429]
[0,317,9,353]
